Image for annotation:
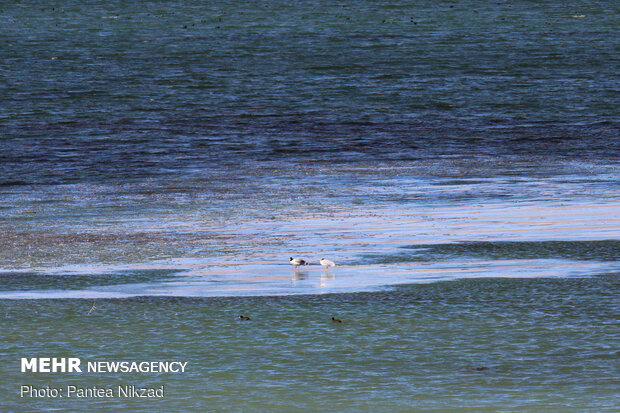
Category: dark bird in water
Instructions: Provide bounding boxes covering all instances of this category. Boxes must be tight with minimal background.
[331,317,342,323]
[239,315,251,321]
[289,257,308,268]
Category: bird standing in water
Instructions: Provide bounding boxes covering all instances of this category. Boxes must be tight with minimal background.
[289,257,308,269]
[320,258,335,271]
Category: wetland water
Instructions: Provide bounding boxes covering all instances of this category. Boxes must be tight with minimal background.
[1,0,618,410]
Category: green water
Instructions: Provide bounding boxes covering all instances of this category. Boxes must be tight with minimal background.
[2,276,618,411]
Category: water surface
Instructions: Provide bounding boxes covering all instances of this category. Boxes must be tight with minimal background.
[1,0,618,410]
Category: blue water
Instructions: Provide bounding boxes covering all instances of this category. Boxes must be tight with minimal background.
[2,1,619,186]
[0,1,619,410]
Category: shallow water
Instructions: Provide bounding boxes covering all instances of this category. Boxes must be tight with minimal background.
[1,193,618,298]
[1,0,619,410]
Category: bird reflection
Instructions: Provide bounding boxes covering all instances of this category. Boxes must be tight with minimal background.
[320,271,335,287]
[291,270,308,287]
[291,271,308,281]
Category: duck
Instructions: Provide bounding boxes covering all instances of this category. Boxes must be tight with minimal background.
[331,316,342,323]
[238,315,251,321]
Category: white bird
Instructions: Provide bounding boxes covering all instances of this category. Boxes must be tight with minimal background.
[289,257,308,268]
[320,258,336,270]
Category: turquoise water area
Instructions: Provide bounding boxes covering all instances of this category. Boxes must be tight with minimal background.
[1,276,619,411]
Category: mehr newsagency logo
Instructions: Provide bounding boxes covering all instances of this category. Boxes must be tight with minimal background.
[19,357,188,399]
[21,357,187,373]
